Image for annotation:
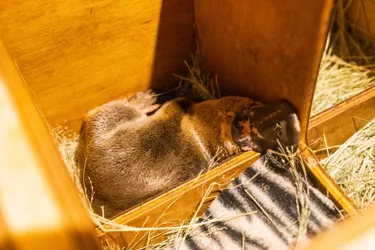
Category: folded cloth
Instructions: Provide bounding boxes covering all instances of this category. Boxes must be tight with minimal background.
[171,152,341,250]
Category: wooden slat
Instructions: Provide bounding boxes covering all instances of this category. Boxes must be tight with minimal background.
[301,150,358,216]
[308,86,375,157]
[0,40,100,250]
[96,151,260,248]
[0,0,194,132]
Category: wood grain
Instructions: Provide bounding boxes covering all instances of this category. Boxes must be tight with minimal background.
[96,151,260,248]
[0,0,194,132]
[308,86,375,158]
[0,40,100,249]
[194,0,334,144]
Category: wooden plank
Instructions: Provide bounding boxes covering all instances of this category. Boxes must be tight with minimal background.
[0,0,194,132]
[308,86,375,157]
[0,40,100,250]
[301,150,358,216]
[194,0,334,144]
[96,151,260,248]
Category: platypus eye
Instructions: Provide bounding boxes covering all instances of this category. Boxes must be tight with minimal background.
[277,129,282,137]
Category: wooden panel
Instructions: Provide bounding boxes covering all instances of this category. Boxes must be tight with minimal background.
[97,151,260,248]
[194,0,333,143]
[308,86,375,157]
[0,0,194,132]
[0,40,100,249]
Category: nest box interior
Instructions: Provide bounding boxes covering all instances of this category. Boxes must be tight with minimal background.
[0,0,358,248]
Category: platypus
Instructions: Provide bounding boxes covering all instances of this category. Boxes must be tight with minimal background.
[75,90,300,217]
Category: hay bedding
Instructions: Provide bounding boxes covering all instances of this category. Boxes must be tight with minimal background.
[322,118,375,210]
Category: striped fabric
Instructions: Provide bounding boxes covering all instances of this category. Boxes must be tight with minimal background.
[171,152,341,250]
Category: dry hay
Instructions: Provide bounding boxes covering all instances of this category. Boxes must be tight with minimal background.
[311,0,375,116]
[312,53,375,116]
[321,118,375,210]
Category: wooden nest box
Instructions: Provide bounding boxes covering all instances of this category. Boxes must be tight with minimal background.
[3,0,375,249]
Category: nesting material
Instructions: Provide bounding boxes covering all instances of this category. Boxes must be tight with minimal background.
[50,127,94,214]
[312,54,375,116]
[311,0,375,116]
[321,118,375,210]
[173,44,221,101]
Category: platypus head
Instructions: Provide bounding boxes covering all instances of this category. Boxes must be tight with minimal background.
[231,100,301,154]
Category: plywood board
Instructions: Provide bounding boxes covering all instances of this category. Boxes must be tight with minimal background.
[0,0,194,132]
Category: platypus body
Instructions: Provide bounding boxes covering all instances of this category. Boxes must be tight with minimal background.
[75,90,300,217]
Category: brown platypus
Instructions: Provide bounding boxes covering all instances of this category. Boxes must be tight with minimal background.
[75,90,300,217]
